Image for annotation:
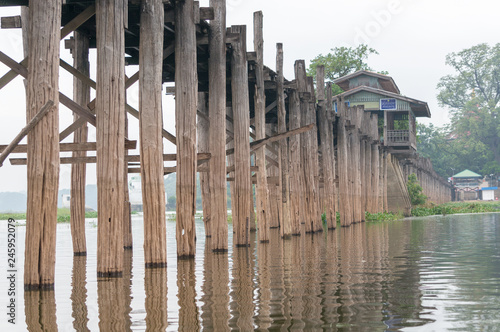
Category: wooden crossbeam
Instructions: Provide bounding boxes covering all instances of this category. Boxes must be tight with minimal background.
[0,4,96,91]
[227,176,279,184]
[10,152,210,166]
[1,140,137,154]
[226,165,259,174]
[0,100,54,167]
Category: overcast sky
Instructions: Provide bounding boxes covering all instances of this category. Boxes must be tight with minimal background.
[1,0,499,193]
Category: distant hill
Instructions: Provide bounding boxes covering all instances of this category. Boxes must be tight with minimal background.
[0,184,98,213]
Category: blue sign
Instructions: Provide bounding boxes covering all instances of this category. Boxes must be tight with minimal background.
[380,98,397,110]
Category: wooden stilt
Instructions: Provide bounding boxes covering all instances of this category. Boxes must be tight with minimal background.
[337,98,353,227]
[175,0,198,258]
[288,87,302,235]
[276,43,292,238]
[316,66,336,229]
[140,0,166,266]
[230,25,251,247]
[208,0,228,252]
[24,0,61,289]
[198,92,212,237]
[253,11,270,243]
[96,0,126,277]
[70,31,90,256]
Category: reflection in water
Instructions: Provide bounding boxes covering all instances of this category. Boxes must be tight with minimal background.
[71,255,90,332]
[144,267,168,331]
[97,250,133,331]
[177,259,200,331]
[25,290,58,331]
[11,214,500,330]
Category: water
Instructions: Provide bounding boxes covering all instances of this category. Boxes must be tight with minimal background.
[1,213,499,331]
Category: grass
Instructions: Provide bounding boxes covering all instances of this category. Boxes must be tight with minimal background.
[0,208,98,223]
[365,211,404,222]
[411,201,500,217]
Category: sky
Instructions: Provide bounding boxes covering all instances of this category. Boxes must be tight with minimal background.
[1,0,500,192]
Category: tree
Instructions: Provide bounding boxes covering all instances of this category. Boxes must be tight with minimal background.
[407,173,427,206]
[307,45,386,95]
[437,43,500,166]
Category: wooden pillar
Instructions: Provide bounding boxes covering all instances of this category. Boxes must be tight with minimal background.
[70,31,90,256]
[123,115,133,250]
[371,143,380,213]
[326,82,337,221]
[139,0,167,266]
[316,66,335,229]
[288,87,302,235]
[208,0,228,252]
[198,93,211,237]
[231,25,251,247]
[175,0,198,258]
[24,0,61,289]
[253,11,270,243]
[364,139,371,216]
[96,0,126,277]
[337,98,352,227]
[383,151,389,211]
[276,43,292,238]
[306,77,322,232]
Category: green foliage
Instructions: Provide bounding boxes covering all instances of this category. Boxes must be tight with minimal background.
[0,208,99,222]
[407,173,427,206]
[365,211,402,222]
[307,45,384,95]
[411,201,500,217]
[436,43,500,170]
[321,211,327,227]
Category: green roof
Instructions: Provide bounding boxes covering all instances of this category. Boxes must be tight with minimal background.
[452,169,482,178]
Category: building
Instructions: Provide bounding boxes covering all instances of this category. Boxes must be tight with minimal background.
[451,169,482,201]
[333,70,431,157]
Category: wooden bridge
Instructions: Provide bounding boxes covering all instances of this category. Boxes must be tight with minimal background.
[0,0,452,289]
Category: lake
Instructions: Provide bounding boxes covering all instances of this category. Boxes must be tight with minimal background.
[0,213,499,331]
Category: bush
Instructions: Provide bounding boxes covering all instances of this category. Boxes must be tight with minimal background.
[407,173,427,206]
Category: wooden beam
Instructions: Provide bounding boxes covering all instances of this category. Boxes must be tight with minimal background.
[250,123,314,152]
[0,100,54,167]
[1,140,137,154]
[0,4,95,91]
[1,15,21,29]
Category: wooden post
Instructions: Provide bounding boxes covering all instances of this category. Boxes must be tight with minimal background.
[326,82,337,221]
[307,76,322,232]
[139,0,167,267]
[176,0,198,258]
[198,92,211,237]
[288,87,302,235]
[123,114,133,250]
[277,43,292,237]
[317,66,336,229]
[96,0,126,277]
[24,0,61,289]
[371,143,380,213]
[230,25,251,247]
[70,31,90,256]
[208,0,228,252]
[337,98,352,227]
[253,11,270,243]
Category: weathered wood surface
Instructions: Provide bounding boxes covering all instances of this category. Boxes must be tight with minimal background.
[231,25,251,247]
[175,0,198,258]
[316,66,336,229]
[70,31,90,256]
[337,98,353,227]
[198,92,212,237]
[140,0,166,267]
[277,43,291,237]
[24,0,61,289]
[96,0,126,277]
[208,0,228,251]
[288,87,302,235]
[253,11,270,243]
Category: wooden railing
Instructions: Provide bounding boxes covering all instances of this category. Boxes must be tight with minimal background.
[386,130,410,145]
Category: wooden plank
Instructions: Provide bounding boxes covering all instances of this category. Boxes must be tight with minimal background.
[0,100,54,167]
[1,15,21,29]
[253,11,270,243]
[23,0,61,290]
[175,0,198,258]
[0,140,137,154]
